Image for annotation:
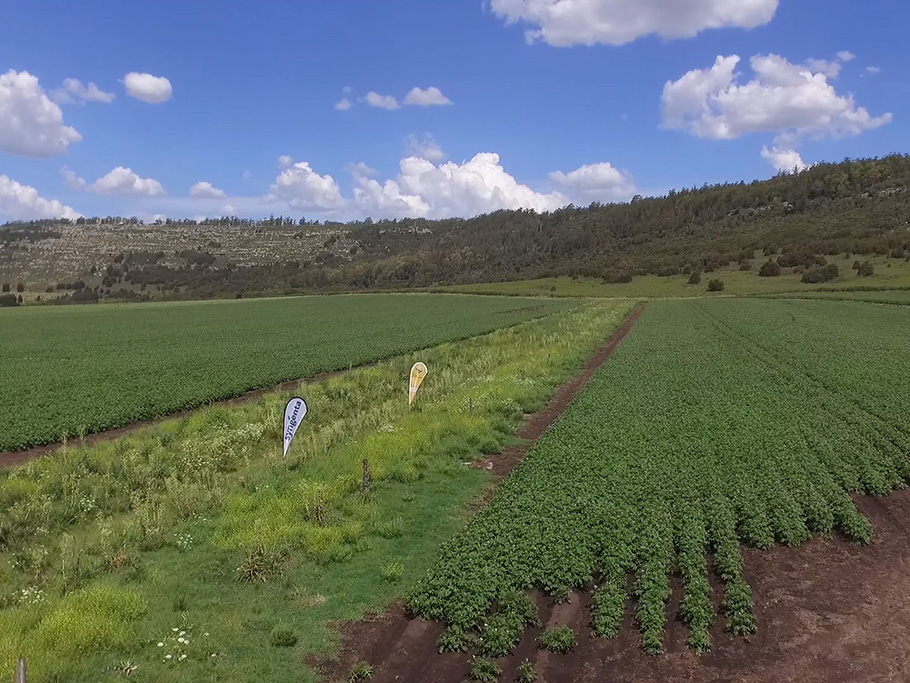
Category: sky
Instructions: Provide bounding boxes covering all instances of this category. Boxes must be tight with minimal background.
[0,0,906,223]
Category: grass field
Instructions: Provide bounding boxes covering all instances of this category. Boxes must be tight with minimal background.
[0,300,634,682]
[775,289,910,305]
[409,298,910,655]
[0,294,574,451]
[433,255,910,299]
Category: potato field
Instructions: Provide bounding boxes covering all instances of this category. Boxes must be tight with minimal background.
[409,298,910,656]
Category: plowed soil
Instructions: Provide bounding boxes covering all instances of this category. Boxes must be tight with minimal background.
[319,304,910,683]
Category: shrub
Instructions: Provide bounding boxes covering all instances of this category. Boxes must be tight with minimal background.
[801,263,839,284]
[348,661,374,681]
[852,260,862,270]
[539,625,575,653]
[270,625,298,647]
[688,271,702,285]
[517,659,537,682]
[758,260,781,277]
[707,279,725,292]
[235,542,285,583]
[858,261,875,277]
[470,657,502,682]
[379,561,404,583]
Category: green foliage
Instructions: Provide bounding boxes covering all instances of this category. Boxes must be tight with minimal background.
[0,294,572,450]
[687,271,702,285]
[858,261,875,277]
[269,625,298,647]
[539,625,575,653]
[379,561,404,583]
[409,299,910,656]
[348,661,374,681]
[470,656,502,682]
[516,659,537,682]
[758,260,781,277]
[707,279,725,292]
[802,263,839,283]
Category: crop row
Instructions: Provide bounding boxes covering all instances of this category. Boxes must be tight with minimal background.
[409,298,910,655]
[0,294,572,451]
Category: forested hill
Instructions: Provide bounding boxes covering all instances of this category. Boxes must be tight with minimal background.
[2,155,909,301]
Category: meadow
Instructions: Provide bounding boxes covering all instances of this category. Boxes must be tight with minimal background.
[410,298,910,656]
[432,255,910,299]
[0,294,573,451]
[0,300,634,682]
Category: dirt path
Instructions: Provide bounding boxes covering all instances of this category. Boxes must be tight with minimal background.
[317,305,645,682]
[0,366,355,469]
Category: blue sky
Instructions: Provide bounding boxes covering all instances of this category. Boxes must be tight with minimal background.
[0,0,906,222]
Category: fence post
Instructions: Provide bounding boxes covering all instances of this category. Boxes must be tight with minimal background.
[16,657,26,683]
[362,459,371,497]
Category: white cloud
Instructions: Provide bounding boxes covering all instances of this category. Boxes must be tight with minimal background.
[837,51,856,62]
[0,70,82,157]
[662,54,892,145]
[243,169,253,180]
[335,97,352,111]
[0,175,80,220]
[123,72,172,103]
[53,78,115,104]
[345,162,378,178]
[88,167,166,196]
[365,92,399,110]
[406,134,446,162]
[549,162,637,202]
[490,0,779,47]
[278,155,294,168]
[190,181,226,198]
[354,153,567,219]
[761,146,809,173]
[62,168,87,190]
[404,86,452,106]
[221,204,237,216]
[805,58,842,79]
[342,86,354,94]
[866,66,881,75]
[264,162,344,211]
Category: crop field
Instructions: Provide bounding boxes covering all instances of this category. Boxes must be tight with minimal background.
[409,298,910,657]
[0,300,634,682]
[0,294,573,451]
[777,288,910,305]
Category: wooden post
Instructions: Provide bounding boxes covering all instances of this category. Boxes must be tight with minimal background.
[16,657,26,683]
[362,459,371,496]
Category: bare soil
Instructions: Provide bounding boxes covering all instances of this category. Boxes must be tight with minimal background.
[319,304,910,683]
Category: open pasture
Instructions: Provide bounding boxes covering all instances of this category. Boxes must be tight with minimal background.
[0,294,572,451]
[407,297,910,666]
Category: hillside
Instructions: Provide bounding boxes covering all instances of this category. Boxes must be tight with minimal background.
[2,155,909,303]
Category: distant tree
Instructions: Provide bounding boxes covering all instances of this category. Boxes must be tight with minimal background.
[707,279,725,292]
[858,261,875,277]
[802,263,839,284]
[688,270,702,285]
[852,260,862,270]
[15,283,24,292]
[758,260,782,277]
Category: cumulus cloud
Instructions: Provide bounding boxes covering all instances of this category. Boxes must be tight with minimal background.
[761,146,809,173]
[278,155,294,168]
[264,162,345,210]
[549,162,637,202]
[189,181,226,198]
[353,153,567,219]
[837,51,856,62]
[406,134,446,162]
[52,78,115,104]
[335,97,352,111]
[221,204,237,216]
[0,175,80,220]
[123,72,172,103]
[866,66,882,75]
[65,167,165,196]
[345,162,378,178]
[365,92,399,110]
[0,70,82,157]
[404,86,452,106]
[662,53,892,145]
[490,0,779,47]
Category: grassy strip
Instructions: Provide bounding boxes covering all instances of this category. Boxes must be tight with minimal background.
[0,300,634,682]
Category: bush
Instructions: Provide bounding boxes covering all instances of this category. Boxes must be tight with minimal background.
[801,263,839,284]
[852,260,862,270]
[470,657,502,682]
[517,659,537,682]
[758,260,781,277]
[707,279,725,292]
[858,261,875,277]
[539,625,575,653]
[688,271,702,285]
[270,625,298,647]
[379,561,404,583]
[348,661,374,681]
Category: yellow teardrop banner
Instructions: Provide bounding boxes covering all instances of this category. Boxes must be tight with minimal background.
[408,362,428,406]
